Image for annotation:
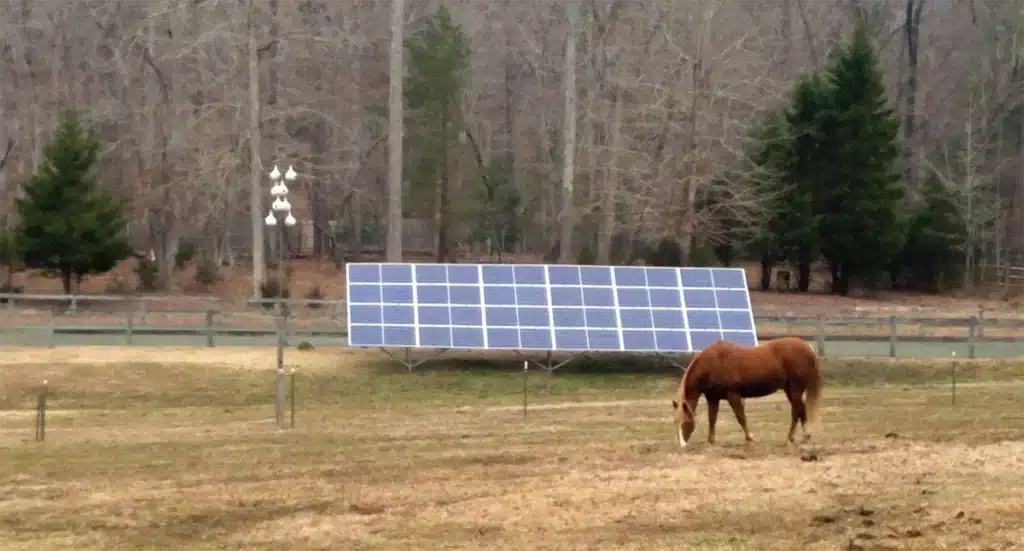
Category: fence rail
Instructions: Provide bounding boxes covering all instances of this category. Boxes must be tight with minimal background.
[1,293,1022,359]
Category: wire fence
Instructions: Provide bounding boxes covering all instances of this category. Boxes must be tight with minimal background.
[1,293,1022,359]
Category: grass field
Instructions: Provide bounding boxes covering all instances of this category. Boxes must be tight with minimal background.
[1,347,1022,551]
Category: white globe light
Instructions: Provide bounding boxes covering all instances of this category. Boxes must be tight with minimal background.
[276,183,289,197]
[270,183,285,197]
[264,212,277,226]
[284,166,297,181]
[269,165,281,181]
[272,197,287,212]
[284,214,297,227]
[279,198,292,213]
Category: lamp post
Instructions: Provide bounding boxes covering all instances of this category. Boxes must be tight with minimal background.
[264,163,297,428]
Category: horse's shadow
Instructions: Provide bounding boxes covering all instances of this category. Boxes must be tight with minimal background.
[673,439,823,461]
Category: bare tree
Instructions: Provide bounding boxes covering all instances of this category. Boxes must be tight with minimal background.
[247,0,266,296]
[386,0,405,263]
[558,0,579,263]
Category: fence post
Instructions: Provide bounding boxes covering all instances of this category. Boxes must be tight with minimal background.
[967,316,977,359]
[205,310,215,347]
[124,313,134,345]
[888,316,897,358]
[815,315,826,357]
[35,380,48,442]
[289,367,296,429]
[977,305,985,339]
[282,309,290,347]
[47,309,56,348]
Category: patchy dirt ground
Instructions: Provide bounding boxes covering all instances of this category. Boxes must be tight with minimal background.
[1,348,1022,551]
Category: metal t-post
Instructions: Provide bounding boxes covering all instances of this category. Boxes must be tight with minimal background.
[275,225,285,427]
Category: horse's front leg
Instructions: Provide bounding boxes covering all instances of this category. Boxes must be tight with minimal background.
[726,393,754,442]
[707,398,720,444]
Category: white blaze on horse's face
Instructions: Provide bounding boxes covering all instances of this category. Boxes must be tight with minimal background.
[673,399,696,448]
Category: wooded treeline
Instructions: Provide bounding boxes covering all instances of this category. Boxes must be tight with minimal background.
[0,0,1021,296]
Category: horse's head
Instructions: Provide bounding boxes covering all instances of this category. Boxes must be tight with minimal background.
[672,398,697,445]
[671,352,702,448]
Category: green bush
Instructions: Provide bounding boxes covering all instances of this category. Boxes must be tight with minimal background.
[304,284,325,308]
[259,277,290,309]
[644,236,683,266]
[134,257,160,291]
[193,260,221,287]
[174,242,197,270]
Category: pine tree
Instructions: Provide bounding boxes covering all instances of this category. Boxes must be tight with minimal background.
[780,73,830,292]
[896,176,967,292]
[816,24,905,294]
[15,108,131,293]
[744,108,790,290]
[404,6,470,262]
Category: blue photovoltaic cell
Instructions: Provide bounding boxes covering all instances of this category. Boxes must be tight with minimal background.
[345,263,757,352]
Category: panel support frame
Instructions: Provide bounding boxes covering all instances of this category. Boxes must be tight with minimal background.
[514,350,577,372]
[378,347,449,372]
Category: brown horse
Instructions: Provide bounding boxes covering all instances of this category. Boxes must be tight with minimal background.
[671,337,824,448]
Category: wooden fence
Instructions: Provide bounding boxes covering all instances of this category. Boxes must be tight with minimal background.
[1,293,1022,359]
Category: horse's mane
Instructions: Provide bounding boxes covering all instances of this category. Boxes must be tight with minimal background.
[677,351,702,405]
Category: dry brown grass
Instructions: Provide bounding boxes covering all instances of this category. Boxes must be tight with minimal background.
[1,347,1022,551]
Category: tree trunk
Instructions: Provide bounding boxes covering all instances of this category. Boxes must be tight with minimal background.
[309,121,329,258]
[797,258,812,292]
[829,262,848,295]
[675,9,712,264]
[558,0,579,264]
[60,265,72,295]
[901,0,923,196]
[759,257,774,291]
[596,90,622,265]
[435,113,451,263]
[385,0,405,263]
[247,1,266,297]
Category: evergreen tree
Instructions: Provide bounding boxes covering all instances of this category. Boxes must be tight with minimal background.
[816,24,905,294]
[779,73,830,292]
[744,107,794,290]
[896,176,967,292]
[15,108,131,293]
[404,7,470,262]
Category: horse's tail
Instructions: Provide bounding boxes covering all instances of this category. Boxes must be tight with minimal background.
[804,351,825,425]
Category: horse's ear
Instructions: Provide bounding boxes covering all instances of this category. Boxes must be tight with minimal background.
[672,400,679,410]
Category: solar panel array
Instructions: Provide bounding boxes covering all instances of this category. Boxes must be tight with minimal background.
[345,263,757,353]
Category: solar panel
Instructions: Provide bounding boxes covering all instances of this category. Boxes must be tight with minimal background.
[345,263,757,353]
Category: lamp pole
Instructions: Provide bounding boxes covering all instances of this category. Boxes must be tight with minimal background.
[264,163,297,428]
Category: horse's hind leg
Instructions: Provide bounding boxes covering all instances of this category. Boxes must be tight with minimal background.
[785,387,810,443]
[726,393,753,442]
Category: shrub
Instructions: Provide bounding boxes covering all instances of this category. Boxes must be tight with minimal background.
[134,257,160,291]
[193,260,221,287]
[644,236,684,267]
[296,341,315,351]
[174,242,197,270]
[259,276,290,309]
[576,245,596,265]
[304,284,326,309]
